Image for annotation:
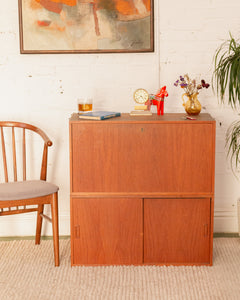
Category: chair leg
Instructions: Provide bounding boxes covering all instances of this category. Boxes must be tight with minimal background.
[51,192,59,267]
[35,204,44,245]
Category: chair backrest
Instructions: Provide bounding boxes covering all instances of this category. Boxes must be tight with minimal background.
[0,122,52,183]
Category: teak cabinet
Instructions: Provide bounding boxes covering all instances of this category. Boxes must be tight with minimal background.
[69,113,216,266]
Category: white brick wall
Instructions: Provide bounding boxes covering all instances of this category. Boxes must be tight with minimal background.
[0,0,239,235]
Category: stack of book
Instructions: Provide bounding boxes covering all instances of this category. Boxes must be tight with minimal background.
[78,111,121,120]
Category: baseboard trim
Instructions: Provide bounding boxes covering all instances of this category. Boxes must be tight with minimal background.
[0,235,70,241]
[214,209,238,233]
[0,234,238,241]
[213,232,239,237]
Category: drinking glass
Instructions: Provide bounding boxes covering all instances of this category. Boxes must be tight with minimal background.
[77,98,93,113]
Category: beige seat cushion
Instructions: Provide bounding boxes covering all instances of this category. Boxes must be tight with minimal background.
[0,180,59,201]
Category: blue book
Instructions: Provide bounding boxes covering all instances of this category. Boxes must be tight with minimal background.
[79,111,121,120]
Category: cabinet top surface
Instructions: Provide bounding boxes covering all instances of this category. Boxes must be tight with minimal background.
[70,113,215,123]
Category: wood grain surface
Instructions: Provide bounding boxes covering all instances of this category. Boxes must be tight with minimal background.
[71,197,143,265]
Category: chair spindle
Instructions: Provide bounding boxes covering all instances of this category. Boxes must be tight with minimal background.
[23,128,26,180]
[1,127,8,182]
[12,127,17,181]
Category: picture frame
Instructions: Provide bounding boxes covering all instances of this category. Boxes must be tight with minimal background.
[18,0,154,54]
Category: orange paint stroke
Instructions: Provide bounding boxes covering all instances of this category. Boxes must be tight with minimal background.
[30,0,42,10]
[114,0,137,15]
[35,0,77,6]
[111,0,151,16]
[92,3,100,36]
[37,20,51,26]
[35,0,77,14]
[35,0,63,13]
[50,0,77,5]
[143,0,151,11]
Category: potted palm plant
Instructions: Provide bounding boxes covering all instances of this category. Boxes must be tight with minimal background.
[213,33,240,236]
[213,33,240,170]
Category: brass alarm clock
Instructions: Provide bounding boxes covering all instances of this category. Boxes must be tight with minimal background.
[133,88,149,104]
[130,88,152,116]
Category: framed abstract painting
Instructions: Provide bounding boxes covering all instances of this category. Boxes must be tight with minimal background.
[18,0,154,54]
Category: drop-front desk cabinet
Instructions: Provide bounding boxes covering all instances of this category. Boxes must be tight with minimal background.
[69,113,215,266]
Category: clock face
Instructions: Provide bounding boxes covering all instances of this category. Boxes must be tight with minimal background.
[134,89,149,104]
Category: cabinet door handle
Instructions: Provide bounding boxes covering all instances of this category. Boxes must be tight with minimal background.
[204,224,209,237]
[75,225,80,239]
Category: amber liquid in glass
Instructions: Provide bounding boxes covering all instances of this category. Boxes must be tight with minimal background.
[78,103,93,112]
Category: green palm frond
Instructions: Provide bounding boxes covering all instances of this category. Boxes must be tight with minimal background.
[226,120,240,171]
[212,34,240,108]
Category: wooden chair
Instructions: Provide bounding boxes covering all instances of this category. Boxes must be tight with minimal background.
[0,121,59,266]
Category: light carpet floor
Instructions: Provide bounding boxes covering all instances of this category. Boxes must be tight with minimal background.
[0,238,240,300]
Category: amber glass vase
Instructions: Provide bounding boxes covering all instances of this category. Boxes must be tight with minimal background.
[182,93,201,115]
